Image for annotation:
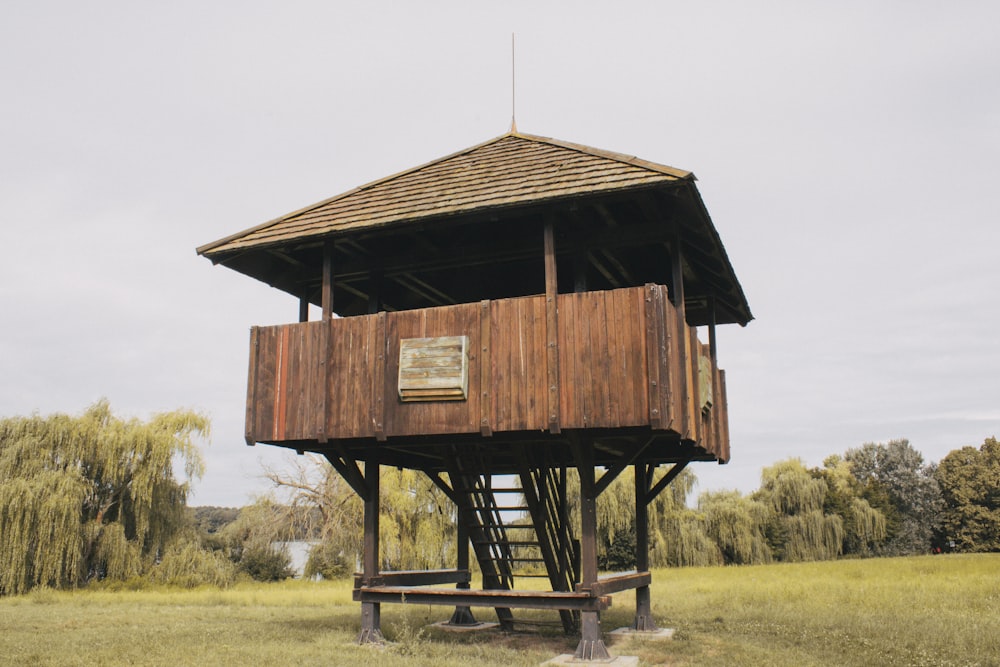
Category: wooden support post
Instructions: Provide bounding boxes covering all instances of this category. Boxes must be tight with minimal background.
[633,463,658,631]
[244,327,260,447]
[670,232,685,311]
[573,441,611,661]
[544,220,561,434]
[298,295,309,323]
[319,315,331,443]
[357,449,382,645]
[707,298,720,455]
[372,312,387,442]
[448,504,478,626]
[708,295,718,364]
[479,300,493,437]
[368,266,382,315]
[322,239,335,319]
[670,233,693,439]
[573,250,588,293]
[645,284,665,430]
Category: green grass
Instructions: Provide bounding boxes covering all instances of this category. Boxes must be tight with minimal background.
[1,554,997,666]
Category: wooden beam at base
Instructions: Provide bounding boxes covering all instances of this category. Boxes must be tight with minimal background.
[355,569,471,588]
[575,571,651,597]
[353,587,611,612]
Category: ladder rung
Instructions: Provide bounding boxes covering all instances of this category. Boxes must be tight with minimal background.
[463,487,522,493]
[471,506,528,511]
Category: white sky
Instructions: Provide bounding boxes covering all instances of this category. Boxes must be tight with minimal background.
[2,2,998,506]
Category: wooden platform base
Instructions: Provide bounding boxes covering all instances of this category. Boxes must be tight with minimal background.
[353,570,650,616]
[353,586,612,612]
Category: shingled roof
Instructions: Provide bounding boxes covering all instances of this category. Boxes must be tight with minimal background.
[198,131,752,326]
[198,132,693,256]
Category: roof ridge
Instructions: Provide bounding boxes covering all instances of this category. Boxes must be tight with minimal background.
[507,131,693,180]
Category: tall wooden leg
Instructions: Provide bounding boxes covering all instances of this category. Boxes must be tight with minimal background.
[633,463,658,631]
[573,446,611,661]
[357,451,383,644]
[448,504,478,626]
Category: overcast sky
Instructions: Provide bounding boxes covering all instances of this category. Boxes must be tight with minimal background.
[2,2,998,506]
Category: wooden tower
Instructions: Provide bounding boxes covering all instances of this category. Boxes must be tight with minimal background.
[198,131,751,660]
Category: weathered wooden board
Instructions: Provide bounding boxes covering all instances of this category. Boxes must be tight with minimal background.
[398,335,469,402]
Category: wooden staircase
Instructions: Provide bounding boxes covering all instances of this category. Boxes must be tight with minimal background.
[447,445,581,633]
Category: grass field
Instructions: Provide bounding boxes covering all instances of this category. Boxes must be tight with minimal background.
[1,554,997,666]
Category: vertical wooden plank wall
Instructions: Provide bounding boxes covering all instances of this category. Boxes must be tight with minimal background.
[491,295,548,432]
[326,314,380,438]
[557,288,649,429]
[245,285,731,460]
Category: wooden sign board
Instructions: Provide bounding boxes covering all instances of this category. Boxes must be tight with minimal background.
[398,336,469,402]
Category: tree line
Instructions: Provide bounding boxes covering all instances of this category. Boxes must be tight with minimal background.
[1,402,998,595]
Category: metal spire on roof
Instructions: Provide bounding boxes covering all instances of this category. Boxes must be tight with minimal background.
[510,33,518,133]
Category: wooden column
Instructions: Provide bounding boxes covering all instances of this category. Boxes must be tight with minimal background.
[708,296,718,364]
[633,463,658,631]
[367,266,382,315]
[544,220,561,434]
[357,448,382,644]
[574,442,611,661]
[447,504,478,626]
[322,239,335,319]
[671,233,693,439]
[479,300,493,437]
[298,296,309,323]
[670,231,685,310]
[573,250,588,293]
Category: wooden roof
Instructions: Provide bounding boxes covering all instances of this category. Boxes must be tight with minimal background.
[199,131,752,326]
[199,133,691,255]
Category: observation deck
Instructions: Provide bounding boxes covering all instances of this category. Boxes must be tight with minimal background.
[246,283,729,470]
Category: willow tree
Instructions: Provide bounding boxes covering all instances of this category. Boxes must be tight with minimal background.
[557,466,712,568]
[753,459,843,562]
[698,490,772,565]
[818,455,886,556]
[261,455,455,574]
[0,401,207,595]
[380,467,455,570]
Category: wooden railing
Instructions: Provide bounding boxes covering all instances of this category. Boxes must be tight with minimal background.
[245,284,729,461]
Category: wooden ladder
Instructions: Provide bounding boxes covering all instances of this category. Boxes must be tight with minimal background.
[448,446,580,633]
